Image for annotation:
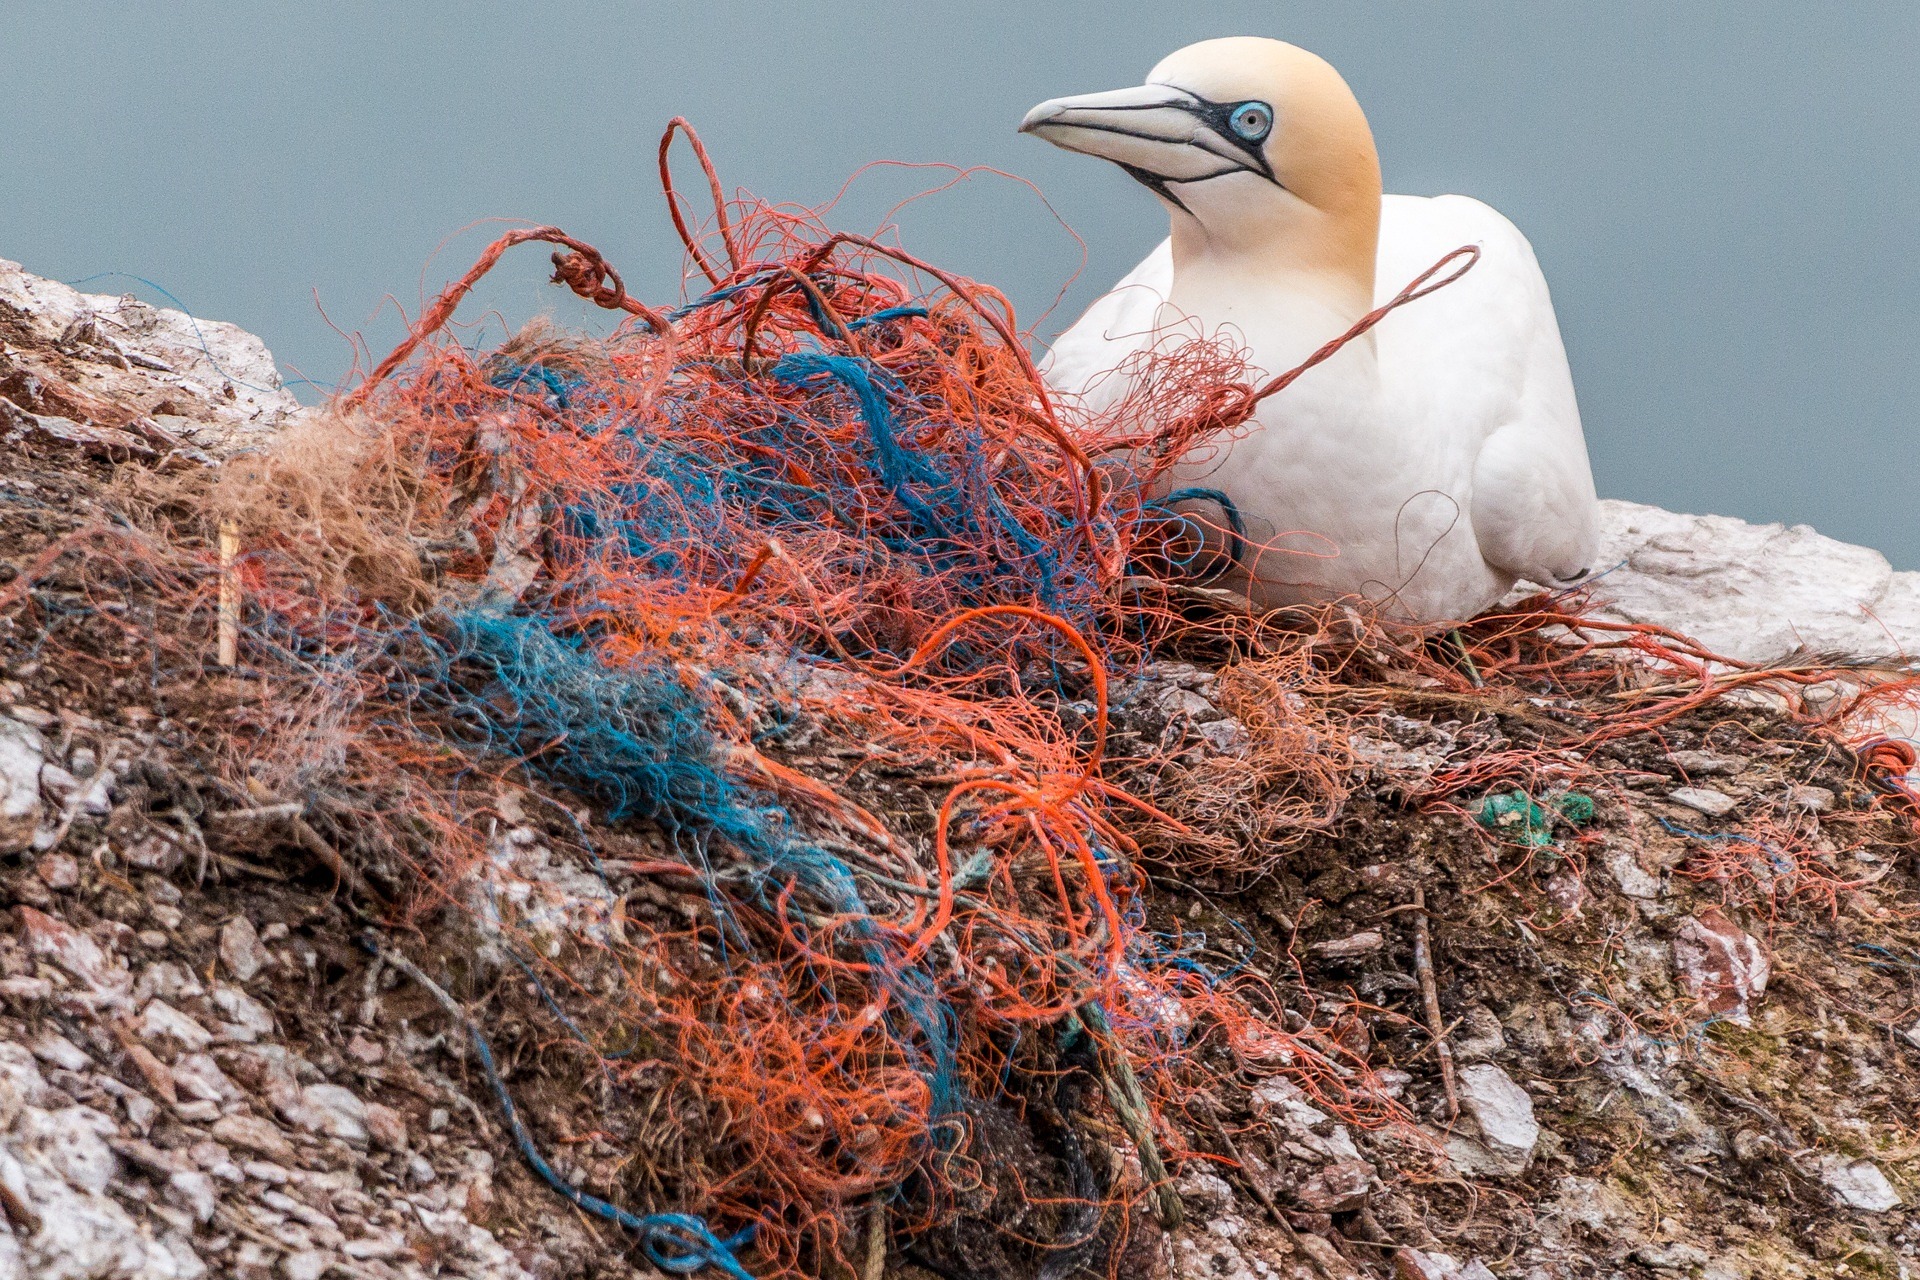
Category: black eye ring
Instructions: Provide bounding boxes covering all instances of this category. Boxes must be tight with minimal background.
[1228,101,1273,143]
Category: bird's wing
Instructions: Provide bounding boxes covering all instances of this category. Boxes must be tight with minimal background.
[1039,237,1173,421]
[1377,194,1599,586]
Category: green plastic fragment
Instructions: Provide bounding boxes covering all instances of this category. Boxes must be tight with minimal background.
[1476,788,1553,848]
[1555,791,1597,826]
[1474,787,1595,849]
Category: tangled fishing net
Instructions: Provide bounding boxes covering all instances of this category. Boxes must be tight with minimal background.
[93,120,1920,1278]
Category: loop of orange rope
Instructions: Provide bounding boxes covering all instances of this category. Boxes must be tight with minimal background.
[659,116,741,288]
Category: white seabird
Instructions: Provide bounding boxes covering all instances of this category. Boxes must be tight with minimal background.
[1022,36,1600,625]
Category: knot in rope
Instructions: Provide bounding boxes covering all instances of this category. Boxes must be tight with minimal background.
[549,248,630,312]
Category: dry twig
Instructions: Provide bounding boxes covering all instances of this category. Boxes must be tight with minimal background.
[1411,888,1460,1121]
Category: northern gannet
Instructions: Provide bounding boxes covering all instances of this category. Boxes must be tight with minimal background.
[1022,37,1600,625]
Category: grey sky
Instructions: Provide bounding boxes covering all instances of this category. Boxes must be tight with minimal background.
[4,2,1915,565]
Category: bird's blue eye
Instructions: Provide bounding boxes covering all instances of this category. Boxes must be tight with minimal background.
[1229,101,1273,143]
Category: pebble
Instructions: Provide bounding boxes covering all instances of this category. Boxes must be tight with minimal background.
[1293,1158,1374,1213]
[212,1112,299,1164]
[292,1083,369,1144]
[140,998,215,1052]
[1193,717,1251,756]
[76,774,114,817]
[1447,1063,1540,1177]
[1818,1155,1902,1212]
[0,975,50,1001]
[281,1251,334,1280]
[1605,845,1664,901]
[19,905,118,990]
[1785,784,1835,813]
[122,833,183,873]
[1372,1068,1412,1099]
[29,1030,92,1071]
[1664,749,1746,776]
[1672,909,1770,1026]
[134,960,203,1005]
[0,715,46,852]
[1451,1005,1508,1062]
[172,1053,241,1104]
[342,1233,410,1260]
[1668,786,1738,817]
[190,1140,244,1183]
[364,1101,408,1151]
[220,916,269,983]
[1394,1251,1456,1280]
[167,1168,219,1222]
[1632,1242,1711,1270]
[1175,1167,1235,1217]
[36,851,79,888]
[210,984,276,1040]
[121,1092,157,1132]
[1310,929,1384,960]
[1394,1254,1498,1280]
[344,1034,386,1066]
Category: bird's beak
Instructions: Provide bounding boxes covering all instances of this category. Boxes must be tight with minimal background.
[1019,84,1259,183]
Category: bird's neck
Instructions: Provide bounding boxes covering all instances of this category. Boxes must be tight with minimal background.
[1166,203,1381,385]
[1167,195,1378,326]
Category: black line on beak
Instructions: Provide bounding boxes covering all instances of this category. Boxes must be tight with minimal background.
[1119,163,1192,214]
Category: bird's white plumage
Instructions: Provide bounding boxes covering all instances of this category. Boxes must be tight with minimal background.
[1024,37,1599,625]
[1044,194,1599,623]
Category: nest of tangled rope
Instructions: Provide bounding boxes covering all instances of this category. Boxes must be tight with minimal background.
[86,119,1919,1279]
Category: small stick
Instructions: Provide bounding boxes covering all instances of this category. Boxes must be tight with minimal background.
[1411,888,1459,1121]
[863,1194,886,1280]
[217,520,240,667]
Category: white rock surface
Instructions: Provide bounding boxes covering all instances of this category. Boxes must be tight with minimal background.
[1587,499,1920,662]
[1818,1156,1903,1212]
[0,1049,205,1280]
[1579,499,1920,780]
[139,999,214,1052]
[218,916,267,983]
[1667,787,1737,818]
[0,257,299,449]
[289,1083,369,1145]
[1604,844,1663,902]
[0,716,44,853]
[1447,1063,1540,1177]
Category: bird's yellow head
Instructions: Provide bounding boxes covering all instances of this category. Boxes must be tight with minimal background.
[1022,37,1381,290]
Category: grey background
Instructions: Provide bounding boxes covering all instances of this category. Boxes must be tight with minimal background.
[3,3,1915,564]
